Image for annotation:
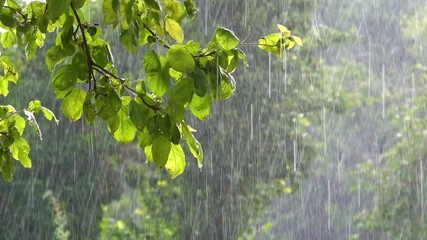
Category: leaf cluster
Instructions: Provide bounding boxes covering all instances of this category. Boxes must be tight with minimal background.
[0,0,302,180]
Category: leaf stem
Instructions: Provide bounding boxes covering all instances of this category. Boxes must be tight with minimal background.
[70,2,96,90]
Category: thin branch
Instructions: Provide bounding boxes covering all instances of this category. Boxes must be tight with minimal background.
[70,2,96,90]
[143,24,170,49]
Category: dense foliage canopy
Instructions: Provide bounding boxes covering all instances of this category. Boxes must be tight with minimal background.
[0,0,301,181]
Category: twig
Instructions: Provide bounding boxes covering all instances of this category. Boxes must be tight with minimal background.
[70,2,96,90]
[143,24,170,49]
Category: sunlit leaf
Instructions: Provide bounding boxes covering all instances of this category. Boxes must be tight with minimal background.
[152,135,171,168]
[48,0,71,21]
[52,64,78,99]
[46,45,67,71]
[41,107,59,125]
[165,18,184,44]
[166,44,195,72]
[1,31,14,49]
[146,56,170,97]
[214,27,239,50]
[189,92,212,120]
[181,122,203,167]
[144,0,161,12]
[165,143,186,178]
[112,97,137,144]
[10,137,31,168]
[165,0,186,22]
[62,88,86,121]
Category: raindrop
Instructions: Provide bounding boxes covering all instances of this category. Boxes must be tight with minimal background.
[268,53,272,98]
[382,64,386,119]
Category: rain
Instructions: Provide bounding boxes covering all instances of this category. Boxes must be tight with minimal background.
[1,0,427,239]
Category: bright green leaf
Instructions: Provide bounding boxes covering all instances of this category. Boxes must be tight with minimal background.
[46,46,67,71]
[214,27,239,50]
[146,56,170,97]
[181,122,203,167]
[165,143,186,178]
[97,89,122,120]
[189,92,212,120]
[165,0,186,22]
[166,44,195,72]
[48,0,71,21]
[290,36,303,47]
[152,135,171,168]
[62,88,86,121]
[165,18,184,44]
[1,31,14,49]
[10,137,31,168]
[143,50,161,75]
[52,64,77,99]
[41,107,59,125]
[0,77,9,96]
[112,97,137,144]
[144,0,161,12]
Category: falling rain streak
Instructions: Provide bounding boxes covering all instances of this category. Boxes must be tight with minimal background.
[2,0,427,239]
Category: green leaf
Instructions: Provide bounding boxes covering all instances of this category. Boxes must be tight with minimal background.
[97,89,122,120]
[184,0,197,20]
[46,45,67,71]
[152,135,171,168]
[24,109,42,140]
[41,107,59,124]
[189,92,212,120]
[112,97,137,144]
[103,0,120,26]
[219,70,236,100]
[143,50,161,75]
[120,28,139,54]
[72,0,86,9]
[146,56,170,97]
[1,151,14,182]
[214,27,239,50]
[62,88,87,121]
[181,122,203,167]
[258,33,283,55]
[144,0,161,12]
[13,115,26,136]
[120,0,135,30]
[10,137,31,168]
[290,36,303,47]
[167,77,193,121]
[0,77,9,96]
[165,0,186,22]
[129,99,151,131]
[277,24,291,37]
[48,0,71,21]
[52,64,78,99]
[83,98,97,125]
[6,0,21,10]
[71,51,88,80]
[165,18,184,44]
[166,44,195,72]
[165,143,186,178]
[0,56,18,83]
[1,31,14,49]
[28,100,42,114]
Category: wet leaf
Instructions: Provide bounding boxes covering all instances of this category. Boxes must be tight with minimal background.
[165,143,186,178]
[166,44,195,72]
[214,27,239,50]
[62,88,86,121]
